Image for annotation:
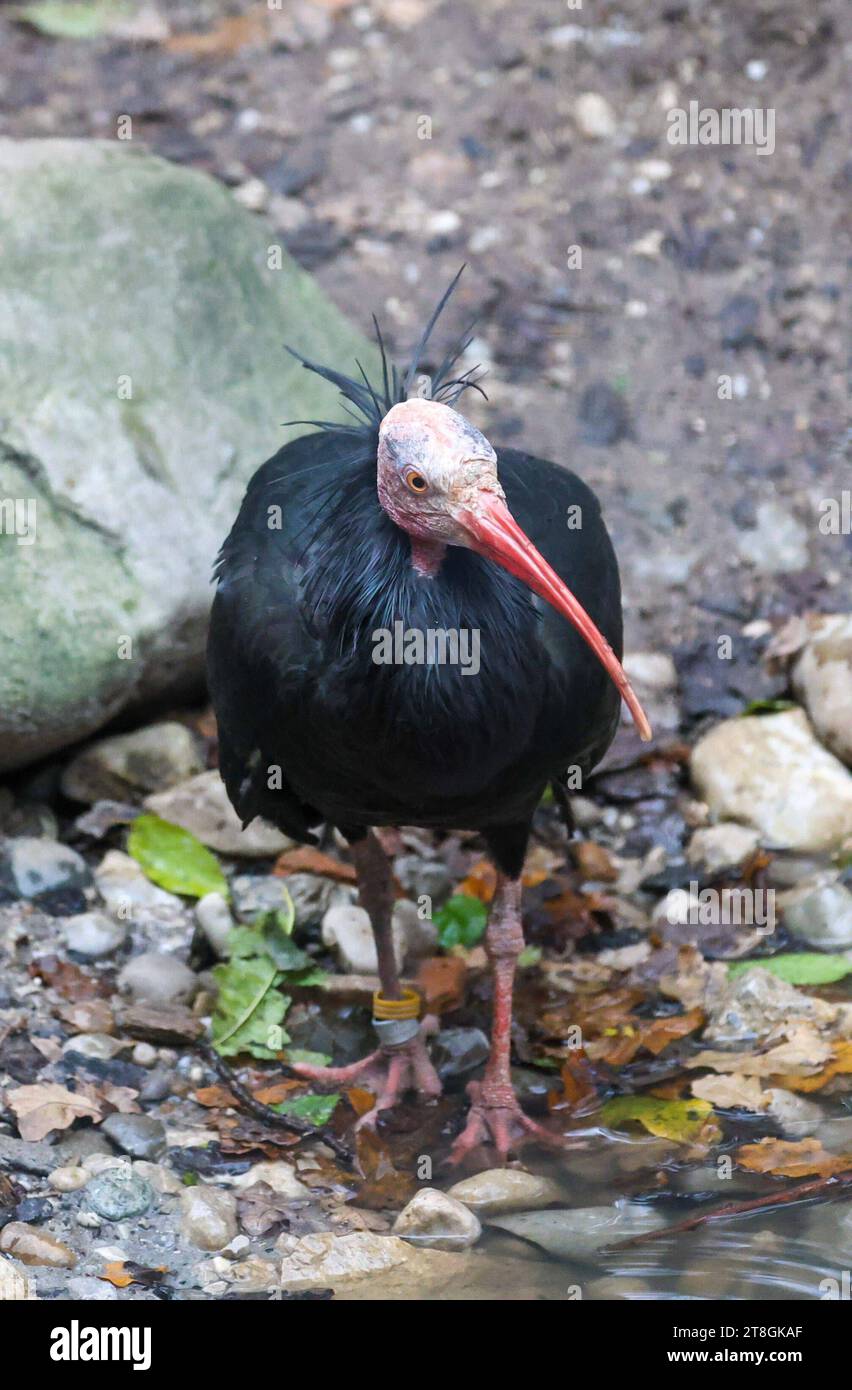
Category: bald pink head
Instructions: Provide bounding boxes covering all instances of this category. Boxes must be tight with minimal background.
[375,397,652,740]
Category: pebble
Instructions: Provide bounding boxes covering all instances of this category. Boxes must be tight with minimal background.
[762,1087,824,1138]
[132,1161,182,1195]
[95,849,184,916]
[145,770,293,856]
[793,614,852,766]
[62,911,127,959]
[782,881,852,949]
[102,1113,167,1161]
[232,1162,311,1199]
[0,1223,76,1268]
[233,178,269,213]
[180,1186,239,1251]
[117,952,198,1005]
[686,823,760,872]
[48,1166,88,1192]
[275,871,355,926]
[321,902,404,974]
[0,1255,37,1299]
[198,1253,278,1293]
[61,722,203,804]
[230,873,294,920]
[62,1032,124,1059]
[132,1042,158,1068]
[195,892,234,957]
[737,500,808,574]
[690,709,852,852]
[432,1027,489,1080]
[622,652,677,691]
[703,967,836,1044]
[2,837,89,899]
[573,92,617,139]
[67,1275,118,1301]
[447,1168,561,1217]
[85,1169,153,1220]
[392,1188,481,1251]
[487,1203,665,1260]
[278,1231,419,1292]
[393,854,452,904]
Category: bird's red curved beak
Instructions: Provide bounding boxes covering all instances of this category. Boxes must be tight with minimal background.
[458,495,653,742]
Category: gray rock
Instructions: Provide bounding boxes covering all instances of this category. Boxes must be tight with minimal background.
[1,838,89,899]
[690,709,852,852]
[782,881,852,949]
[448,1168,561,1217]
[0,138,373,773]
[0,1223,77,1268]
[230,873,292,920]
[393,855,453,904]
[793,615,852,766]
[392,1188,481,1250]
[433,1027,489,1080]
[146,771,293,857]
[67,1275,119,1301]
[117,952,198,1005]
[487,1203,665,1261]
[101,1113,167,1161]
[95,849,184,918]
[139,1069,173,1103]
[737,500,808,574]
[196,892,234,957]
[260,872,354,926]
[85,1168,153,1221]
[180,1186,238,1251]
[62,722,204,804]
[62,911,127,959]
[703,966,836,1044]
[686,823,760,873]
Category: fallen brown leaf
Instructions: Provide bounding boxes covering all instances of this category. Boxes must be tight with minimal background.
[416,955,466,1012]
[737,1137,852,1179]
[273,846,356,883]
[7,1082,102,1141]
[771,1040,852,1093]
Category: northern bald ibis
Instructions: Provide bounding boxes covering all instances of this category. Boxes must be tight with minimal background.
[207,277,650,1160]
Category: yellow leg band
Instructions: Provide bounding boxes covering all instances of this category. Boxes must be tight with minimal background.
[373,987,421,1021]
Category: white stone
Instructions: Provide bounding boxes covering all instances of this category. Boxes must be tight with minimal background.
[573,92,617,139]
[321,903,405,974]
[145,770,294,857]
[392,1188,481,1250]
[180,1186,238,1251]
[448,1168,560,1217]
[195,892,234,957]
[686,823,760,872]
[690,709,852,852]
[62,912,127,959]
[793,614,852,766]
[231,1161,311,1200]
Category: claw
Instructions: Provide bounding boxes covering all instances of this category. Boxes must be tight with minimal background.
[449,1079,571,1165]
[291,1030,441,1132]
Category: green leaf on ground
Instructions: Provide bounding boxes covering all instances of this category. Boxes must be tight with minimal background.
[284,1049,332,1068]
[128,814,228,899]
[211,956,289,1059]
[14,1,132,39]
[728,953,852,986]
[518,945,542,969]
[275,1093,340,1126]
[740,698,797,717]
[433,894,488,949]
[601,1096,714,1143]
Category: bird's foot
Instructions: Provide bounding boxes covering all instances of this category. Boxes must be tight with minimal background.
[449,1078,567,1165]
[290,1030,441,1132]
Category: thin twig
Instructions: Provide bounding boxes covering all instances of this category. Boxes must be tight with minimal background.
[199,1043,353,1165]
[607,1169,852,1251]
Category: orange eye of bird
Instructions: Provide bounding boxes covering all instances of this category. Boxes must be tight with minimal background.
[405,471,428,493]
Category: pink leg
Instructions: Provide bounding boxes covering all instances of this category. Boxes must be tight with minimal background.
[290,830,441,1129]
[450,874,568,1164]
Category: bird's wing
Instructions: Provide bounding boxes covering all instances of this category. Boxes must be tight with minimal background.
[206,435,336,843]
